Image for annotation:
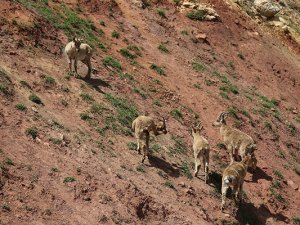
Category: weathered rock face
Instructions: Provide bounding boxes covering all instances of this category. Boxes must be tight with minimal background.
[254,0,281,18]
[178,0,220,21]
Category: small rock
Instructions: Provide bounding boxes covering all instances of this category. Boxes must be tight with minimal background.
[292,110,298,114]
[287,180,298,190]
[178,182,186,187]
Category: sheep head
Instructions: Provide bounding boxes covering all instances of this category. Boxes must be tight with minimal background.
[213,112,228,127]
[73,37,83,51]
[156,117,167,134]
[191,121,203,136]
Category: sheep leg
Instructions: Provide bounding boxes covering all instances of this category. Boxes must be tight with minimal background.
[74,60,80,78]
[82,58,91,79]
[228,145,234,164]
[221,182,229,212]
[141,131,149,163]
[194,157,200,177]
[237,182,244,205]
[136,137,141,154]
[204,151,209,183]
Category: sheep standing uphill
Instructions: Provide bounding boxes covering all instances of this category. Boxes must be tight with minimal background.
[65,37,93,79]
[132,115,167,163]
[221,154,253,211]
[213,112,257,170]
[191,123,210,183]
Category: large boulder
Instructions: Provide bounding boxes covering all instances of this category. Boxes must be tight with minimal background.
[254,0,281,18]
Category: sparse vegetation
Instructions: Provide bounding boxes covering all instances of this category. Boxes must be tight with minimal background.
[150,64,165,76]
[5,157,14,166]
[43,75,56,86]
[158,43,169,53]
[103,56,122,71]
[292,217,300,225]
[186,10,206,21]
[104,93,139,128]
[180,162,193,179]
[164,180,175,189]
[192,61,205,72]
[127,142,137,150]
[136,164,145,173]
[80,113,91,120]
[120,48,137,60]
[29,93,42,104]
[127,45,142,56]
[153,99,162,107]
[264,121,273,131]
[286,122,297,136]
[2,203,11,211]
[157,9,166,18]
[217,143,226,149]
[26,127,38,139]
[112,30,120,38]
[274,170,284,179]
[49,137,62,145]
[237,53,245,60]
[20,80,31,89]
[295,167,300,176]
[170,109,183,121]
[170,135,187,154]
[15,103,27,111]
[63,176,76,183]
[80,92,94,102]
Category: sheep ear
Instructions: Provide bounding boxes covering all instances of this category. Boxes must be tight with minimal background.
[73,37,76,42]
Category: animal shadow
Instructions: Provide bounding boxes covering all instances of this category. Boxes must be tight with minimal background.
[82,77,111,93]
[148,155,180,178]
[236,201,289,225]
[251,167,273,183]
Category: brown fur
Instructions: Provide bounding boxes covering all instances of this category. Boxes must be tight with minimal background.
[221,154,252,212]
[213,112,257,170]
[192,124,210,183]
[132,115,167,163]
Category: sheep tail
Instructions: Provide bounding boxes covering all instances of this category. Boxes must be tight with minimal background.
[224,175,234,184]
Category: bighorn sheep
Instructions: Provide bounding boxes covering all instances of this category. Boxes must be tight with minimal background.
[132,115,167,163]
[64,37,93,79]
[221,154,254,211]
[212,112,257,169]
[191,122,210,183]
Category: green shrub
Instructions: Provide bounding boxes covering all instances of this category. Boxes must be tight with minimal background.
[104,93,139,128]
[136,164,145,173]
[63,176,76,183]
[150,64,165,76]
[112,30,120,38]
[157,9,166,18]
[15,103,27,111]
[120,48,137,60]
[158,43,169,53]
[164,180,175,189]
[186,10,206,20]
[180,162,192,179]
[80,113,91,120]
[80,92,94,102]
[127,142,137,150]
[192,61,205,72]
[26,127,38,139]
[170,109,183,121]
[29,93,42,104]
[103,56,122,70]
[43,75,56,86]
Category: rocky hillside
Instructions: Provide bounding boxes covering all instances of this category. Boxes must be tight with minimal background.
[0,0,300,224]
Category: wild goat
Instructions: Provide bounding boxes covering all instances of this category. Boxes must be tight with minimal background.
[132,115,167,163]
[221,154,253,211]
[191,123,210,183]
[213,112,257,170]
[64,37,93,79]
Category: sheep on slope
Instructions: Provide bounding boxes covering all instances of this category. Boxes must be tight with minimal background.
[64,37,93,79]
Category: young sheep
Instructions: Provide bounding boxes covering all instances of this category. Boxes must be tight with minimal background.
[191,123,210,183]
[212,112,257,169]
[132,115,167,163]
[64,37,93,79]
[221,154,253,211]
